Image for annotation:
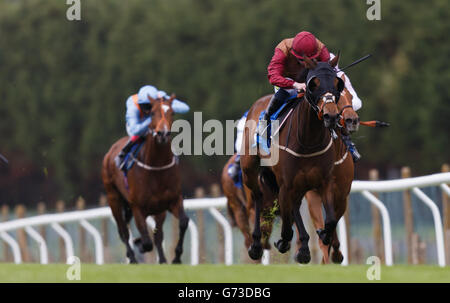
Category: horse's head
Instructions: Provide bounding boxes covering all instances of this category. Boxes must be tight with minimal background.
[337,74,360,133]
[304,55,344,129]
[147,94,175,144]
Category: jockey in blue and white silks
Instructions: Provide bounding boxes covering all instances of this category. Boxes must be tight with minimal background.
[227,111,248,182]
[115,85,190,169]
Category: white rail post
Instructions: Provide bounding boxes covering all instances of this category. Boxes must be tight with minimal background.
[361,190,393,266]
[25,226,49,264]
[188,220,199,266]
[51,223,75,264]
[337,217,349,266]
[80,219,104,265]
[412,187,446,267]
[209,207,233,265]
[0,231,22,264]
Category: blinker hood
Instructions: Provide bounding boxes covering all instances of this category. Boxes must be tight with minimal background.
[305,62,344,104]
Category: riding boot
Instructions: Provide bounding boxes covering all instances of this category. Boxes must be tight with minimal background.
[228,155,241,184]
[341,130,361,163]
[263,89,290,122]
[115,138,136,170]
[260,89,291,141]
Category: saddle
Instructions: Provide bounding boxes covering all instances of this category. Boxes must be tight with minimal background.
[227,163,243,189]
[122,141,144,175]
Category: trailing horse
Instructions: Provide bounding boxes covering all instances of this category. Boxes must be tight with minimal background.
[102,95,189,264]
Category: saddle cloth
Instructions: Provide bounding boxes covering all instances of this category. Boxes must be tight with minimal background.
[123,141,144,175]
[255,97,301,154]
[227,163,243,189]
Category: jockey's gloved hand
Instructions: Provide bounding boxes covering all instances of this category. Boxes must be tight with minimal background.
[293,82,306,92]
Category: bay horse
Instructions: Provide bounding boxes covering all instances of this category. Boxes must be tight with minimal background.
[241,56,345,263]
[304,77,359,264]
[222,71,359,263]
[102,95,189,264]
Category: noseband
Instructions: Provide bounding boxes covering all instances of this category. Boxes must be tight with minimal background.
[306,92,337,121]
[151,102,171,137]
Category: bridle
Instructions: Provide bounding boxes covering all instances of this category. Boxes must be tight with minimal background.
[152,102,171,137]
[316,93,337,121]
[132,101,176,171]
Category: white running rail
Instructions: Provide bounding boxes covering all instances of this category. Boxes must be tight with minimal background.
[0,173,449,266]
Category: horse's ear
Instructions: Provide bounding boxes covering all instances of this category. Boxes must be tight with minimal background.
[168,93,176,104]
[330,51,340,68]
[303,56,316,69]
[147,95,156,105]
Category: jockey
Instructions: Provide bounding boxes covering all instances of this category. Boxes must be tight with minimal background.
[115,85,190,170]
[265,31,362,162]
[227,111,248,183]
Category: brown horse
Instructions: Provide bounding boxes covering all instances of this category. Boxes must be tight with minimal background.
[221,153,278,251]
[102,95,189,264]
[222,72,358,263]
[241,56,345,263]
[304,79,358,264]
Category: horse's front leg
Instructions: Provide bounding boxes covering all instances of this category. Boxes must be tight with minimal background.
[274,186,294,254]
[132,204,154,254]
[292,195,311,264]
[131,205,153,254]
[154,212,167,264]
[305,190,330,264]
[248,190,264,260]
[317,181,337,246]
[169,196,189,264]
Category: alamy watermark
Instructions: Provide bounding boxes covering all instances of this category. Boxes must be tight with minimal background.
[66,0,81,21]
[366,256,381,280]
[170,112,279,166]
[366,0,381,21]
[66,256,81,281]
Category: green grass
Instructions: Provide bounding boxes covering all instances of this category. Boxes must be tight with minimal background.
[0,264,449,283]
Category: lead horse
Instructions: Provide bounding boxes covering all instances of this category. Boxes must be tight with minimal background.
[222,71,358,263]
[102,95,189,264]
[241,56,345,263]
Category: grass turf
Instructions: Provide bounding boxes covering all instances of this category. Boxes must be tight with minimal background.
[0,264,448,283]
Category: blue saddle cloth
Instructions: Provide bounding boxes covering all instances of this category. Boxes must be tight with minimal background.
[123,141,144,175]
[227,163,243,189]
[255,100,294,154]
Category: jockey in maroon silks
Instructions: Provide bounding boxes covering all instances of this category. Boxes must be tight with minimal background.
[264,31,361,162]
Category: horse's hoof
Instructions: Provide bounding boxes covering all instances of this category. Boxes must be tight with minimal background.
[134,237,153,253]
[127,255,138,264]
[331,250,344,264]
[295,247,311,264]
[248,243,263,260]
[142,241,153,253]
[274,239,290,254]
[172,258,182,264]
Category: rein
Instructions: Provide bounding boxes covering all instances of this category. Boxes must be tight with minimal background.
[131,101,176,171]
[154,103,170,135]
[271,94,335,158]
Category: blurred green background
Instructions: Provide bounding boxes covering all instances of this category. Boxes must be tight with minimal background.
[0,0,449,207]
